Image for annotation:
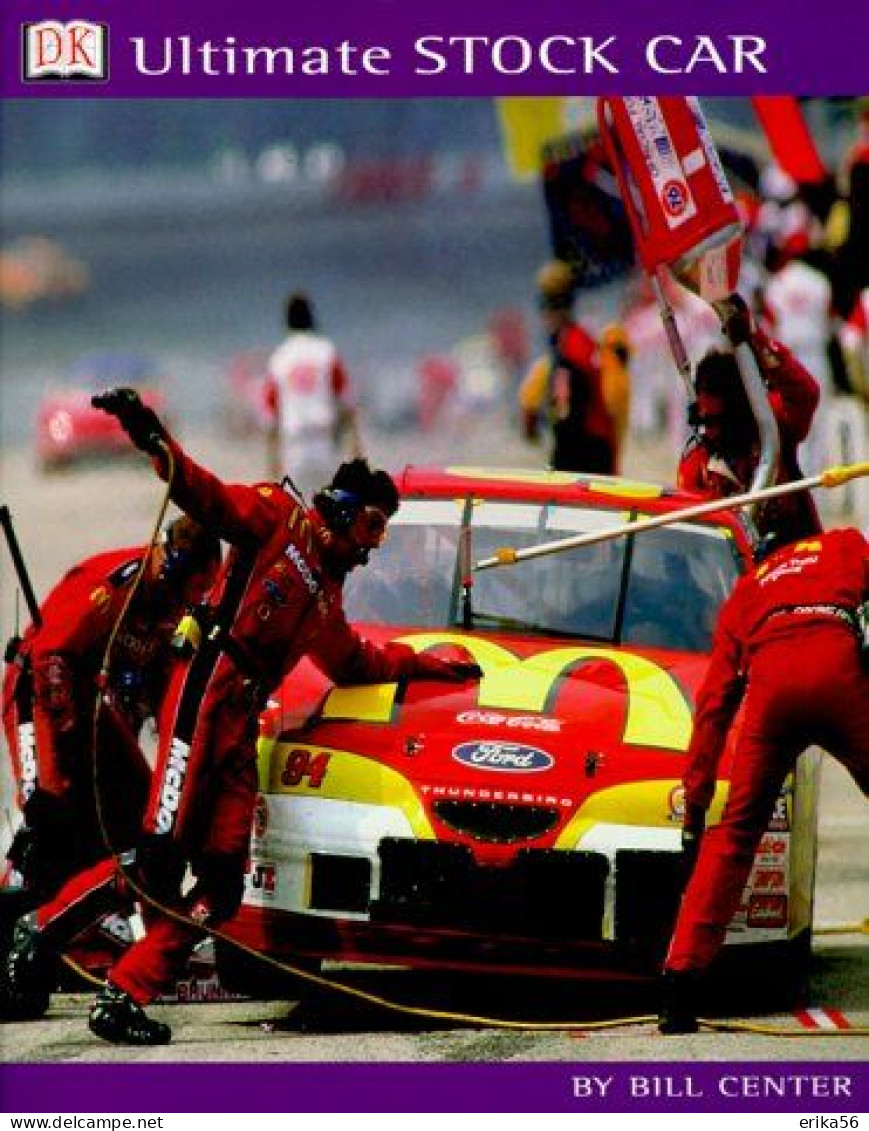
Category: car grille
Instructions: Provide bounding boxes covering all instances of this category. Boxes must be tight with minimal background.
[304,843,684,961]
[372,839,609,940]
[432,800,561,843]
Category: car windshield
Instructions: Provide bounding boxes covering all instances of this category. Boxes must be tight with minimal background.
[342,497,741,652]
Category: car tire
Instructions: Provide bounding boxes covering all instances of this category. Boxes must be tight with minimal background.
[214,935,321,1001]
[709,929,814,1015]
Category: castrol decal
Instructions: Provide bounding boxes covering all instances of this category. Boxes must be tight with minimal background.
[624,96,698,229]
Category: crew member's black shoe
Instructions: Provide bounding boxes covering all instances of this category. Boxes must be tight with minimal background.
[0,919,55,1021]
[657,970,699,1035]
[88,983,172,1045]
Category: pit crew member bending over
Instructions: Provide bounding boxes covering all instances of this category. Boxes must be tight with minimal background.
[86,388,483,1045]
[0,518,221,1021]
[1,517,221,915]
[659,526,869,1034]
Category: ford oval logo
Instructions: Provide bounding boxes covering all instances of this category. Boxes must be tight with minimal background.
[451,741,554,773]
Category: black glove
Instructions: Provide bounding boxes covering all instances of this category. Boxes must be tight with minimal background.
[435,660,485,682]
[91,388,167,456]
[187,851,247,925]
[134,832,187,902]
[715,293,753,347]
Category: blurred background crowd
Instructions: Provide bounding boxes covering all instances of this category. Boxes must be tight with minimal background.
[0,96,865,502]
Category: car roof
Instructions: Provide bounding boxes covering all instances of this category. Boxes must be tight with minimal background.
[394,465,744,525]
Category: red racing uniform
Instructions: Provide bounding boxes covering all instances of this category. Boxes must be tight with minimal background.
[677,332,822,544]
[2,548,184,891]
[108,437,471,1005]
[548,322,616,475]
[665,527,869,974]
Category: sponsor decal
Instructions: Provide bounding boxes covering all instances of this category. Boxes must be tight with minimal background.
[751,866,786,891]
[668,784,685,823]
[284,543,319,595]
[661,179,689,217]
[452,740,554,773]
[746,892,787,929]
[89,585,112,612]
[623,97,698,229]
[114,629,156,661]
[421,782,571,808]
[757,833,788,857]
[323,634,693,751]
[253,793,269,840]
[247,860,277,897]
[154,736,192,833]
[456,710,561,733]
[98,913,134,945]
[17,721,37,801]
[767,793,790,832]
[22,20,109,82]
[173,973,246,1004]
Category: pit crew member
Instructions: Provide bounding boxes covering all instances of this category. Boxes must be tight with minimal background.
[659,526,869,1034]
[86,387,483,1045]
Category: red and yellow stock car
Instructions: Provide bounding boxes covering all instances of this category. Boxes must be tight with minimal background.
[220,466,820,994]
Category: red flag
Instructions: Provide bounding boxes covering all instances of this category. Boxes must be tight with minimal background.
[752,96,827,184]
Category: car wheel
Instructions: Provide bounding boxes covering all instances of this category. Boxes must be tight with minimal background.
[710,929,814,1015]
[214,935,321,1001]
[38,453,73,475]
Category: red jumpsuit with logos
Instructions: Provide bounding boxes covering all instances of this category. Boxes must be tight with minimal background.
[547,322,616,475]
[2,549,181,883]
[677,332,822,544]
[108,436,466,1004]
[665,527,869,974]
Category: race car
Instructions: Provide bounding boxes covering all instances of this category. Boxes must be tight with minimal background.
[218,466,820,995]
[35,351,169,472]
[0,237,89,312]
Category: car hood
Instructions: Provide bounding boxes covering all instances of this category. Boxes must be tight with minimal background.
[259,624,715,858]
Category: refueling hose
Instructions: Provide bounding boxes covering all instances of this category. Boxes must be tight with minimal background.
[78,443,867,1040]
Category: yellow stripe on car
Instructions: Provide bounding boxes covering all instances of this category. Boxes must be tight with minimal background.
[261,742,436,839]
[554,781,729,849]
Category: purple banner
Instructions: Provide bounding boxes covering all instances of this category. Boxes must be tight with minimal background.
[1,1062,868,1113]
[1,0,866,98]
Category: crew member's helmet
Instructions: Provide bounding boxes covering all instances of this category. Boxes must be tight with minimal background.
[536,260,576,311]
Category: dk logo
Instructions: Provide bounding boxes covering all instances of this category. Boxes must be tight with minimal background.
[22,20,109,82]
